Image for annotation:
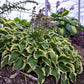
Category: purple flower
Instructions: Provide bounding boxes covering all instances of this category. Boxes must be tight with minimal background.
[70,5,74,10]
[56,1,60,7]
[60,7,65,12]
[46,2,50,11]
[57,7,65,13]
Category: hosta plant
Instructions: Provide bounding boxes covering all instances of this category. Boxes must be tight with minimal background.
[51,1,84,37]
[0,17,83,84]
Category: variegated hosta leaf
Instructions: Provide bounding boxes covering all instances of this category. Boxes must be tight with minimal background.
[28,56,37,70]
[66,24,77,34]
[51,66,60,83]
[35,67,45,84]
[1,55,9,67]
[34,49,45,59]
[22,49,29,57]
[9,51,20,63]
[61,78,70,84]
[28,37,34,44]
[78,62,83,74]
[10,44,19,51]
[61,72,67,81]
[42,57,51,66]
[24,64,31,73]
[69,72,76,83]
[41,42,49,49]
[58,56,72,63]
[2,50,10,57]
[14,57,24,70]
[26,45,34,53]
[59,63,71,72]
[66,63,75,72]
[0,28,8,35]
[19,41,26,50]
[49,51,58,64]
[44,65,50,76]
[0,24,3,28]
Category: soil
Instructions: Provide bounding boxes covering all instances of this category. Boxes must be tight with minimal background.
[0,43,84,84]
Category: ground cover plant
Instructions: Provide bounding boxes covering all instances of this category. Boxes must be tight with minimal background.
[0,17,83,84]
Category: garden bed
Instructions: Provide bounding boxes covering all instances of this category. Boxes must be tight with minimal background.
[0,43,84,84]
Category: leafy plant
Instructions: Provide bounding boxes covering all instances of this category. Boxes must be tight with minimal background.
[14,17,31,28]
[51,1,84,38]
[0,17,83,84]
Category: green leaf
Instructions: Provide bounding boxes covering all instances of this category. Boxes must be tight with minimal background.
[51,67,60,83]
[69,72,76,83]
[60,10,69,16]
[34,50,45,59]
[9,52,20,63]
[10,44,19,51]
[14,57,24,70]
[1,56,9,67]
[59,63,71,72]
[19,41,26,50]
[42,57,51,66]
[0,24,3,28]
[35,67,45,84]
[22,49,29,57]
[78,62,83,74]
[57,27,66,35]
[44,65,50,76]
[28,56,37,70]
[41,42,49,49]
[50,52,58,64]
[61,78,70,84]
[58,56,72,63]
[66,63,75,72]
[0,29,8,35]
[24,64,31,73]
[61,73,67,81]
[26,46,34,53]
[66,24,77,34]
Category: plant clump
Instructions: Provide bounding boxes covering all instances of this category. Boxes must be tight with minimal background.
[0,17,83,84]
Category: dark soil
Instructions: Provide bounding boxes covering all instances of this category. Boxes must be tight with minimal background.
[0,43,84,84]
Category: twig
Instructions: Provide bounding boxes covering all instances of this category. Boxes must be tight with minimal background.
[17,70,38,81]
[9,70,38,81]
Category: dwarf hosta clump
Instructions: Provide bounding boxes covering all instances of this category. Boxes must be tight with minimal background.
[0,18,83,84]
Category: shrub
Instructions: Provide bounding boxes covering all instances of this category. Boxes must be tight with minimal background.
[0,17,83,84]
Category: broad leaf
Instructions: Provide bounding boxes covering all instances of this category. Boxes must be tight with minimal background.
[1,55,9,67]
[28,56,37,70]
[19,41,26,50]
[14,57,24,70]
[58,56,72,63]
[34,50,45,59]
[51,66,60,83]
[59,63,71,72]
[69,72,76,83]
[9,52,20,63]
[35,67,45,84]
